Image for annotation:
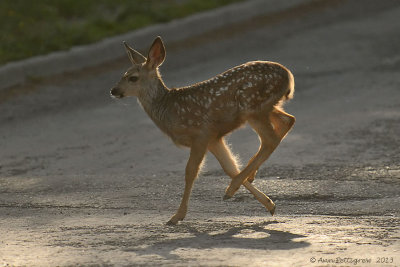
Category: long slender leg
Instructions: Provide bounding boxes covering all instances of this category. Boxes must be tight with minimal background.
[224,108,295,199]
[208,138,275,214]
[245,108,295,183]
[167,139,208,225]
[208,138,239,178]
[246,162,258,183]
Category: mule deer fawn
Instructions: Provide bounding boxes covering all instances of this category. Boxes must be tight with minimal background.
[111,37,295,225]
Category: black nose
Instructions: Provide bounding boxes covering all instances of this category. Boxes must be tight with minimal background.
[110,87,123,98]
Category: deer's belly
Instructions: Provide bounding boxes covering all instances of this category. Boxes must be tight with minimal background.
[167,114,245,147]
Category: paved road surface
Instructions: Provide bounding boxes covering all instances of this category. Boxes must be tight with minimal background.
[1,0,399,266]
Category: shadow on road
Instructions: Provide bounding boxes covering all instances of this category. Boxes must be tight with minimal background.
[126,221,310,260]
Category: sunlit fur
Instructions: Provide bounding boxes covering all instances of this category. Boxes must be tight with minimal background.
[111,37,295,225]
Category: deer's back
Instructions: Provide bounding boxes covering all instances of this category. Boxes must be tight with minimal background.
[159,61,293,145]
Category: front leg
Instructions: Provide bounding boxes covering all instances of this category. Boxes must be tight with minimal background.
[167,139,208,225]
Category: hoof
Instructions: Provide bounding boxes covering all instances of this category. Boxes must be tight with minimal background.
[223,194,232,200]
[224,184,240,200]
[167,213,185,225]
[166,219,179,226]
[166,219,178,225]
[269,205,276,216]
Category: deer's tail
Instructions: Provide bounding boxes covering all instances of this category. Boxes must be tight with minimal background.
[284,70,295,101]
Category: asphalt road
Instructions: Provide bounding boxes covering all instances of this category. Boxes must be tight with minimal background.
[1,0,399,266]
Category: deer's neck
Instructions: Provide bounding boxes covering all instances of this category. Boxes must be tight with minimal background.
[137,76,169,124]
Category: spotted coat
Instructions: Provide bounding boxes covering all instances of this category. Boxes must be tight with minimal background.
[139,61,293,146]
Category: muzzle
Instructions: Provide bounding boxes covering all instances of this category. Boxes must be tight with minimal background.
[110,87,124,98]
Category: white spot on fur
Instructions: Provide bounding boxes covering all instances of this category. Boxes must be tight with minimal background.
[243,82,253,89]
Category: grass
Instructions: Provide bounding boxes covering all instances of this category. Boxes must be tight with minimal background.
[0,0,244,65]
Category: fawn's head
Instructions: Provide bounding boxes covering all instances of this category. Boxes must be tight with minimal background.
[110,36,166,98]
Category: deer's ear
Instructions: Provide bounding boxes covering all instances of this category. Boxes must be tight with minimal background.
[123,41,146,65]
[146,36,165,69]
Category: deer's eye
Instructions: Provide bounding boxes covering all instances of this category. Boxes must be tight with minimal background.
[129,76,138,82]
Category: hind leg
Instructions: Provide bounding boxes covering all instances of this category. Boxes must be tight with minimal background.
[247,107,295,183]
[208,138,275,214]
[224,107,295,198]
[270,107,295,140]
